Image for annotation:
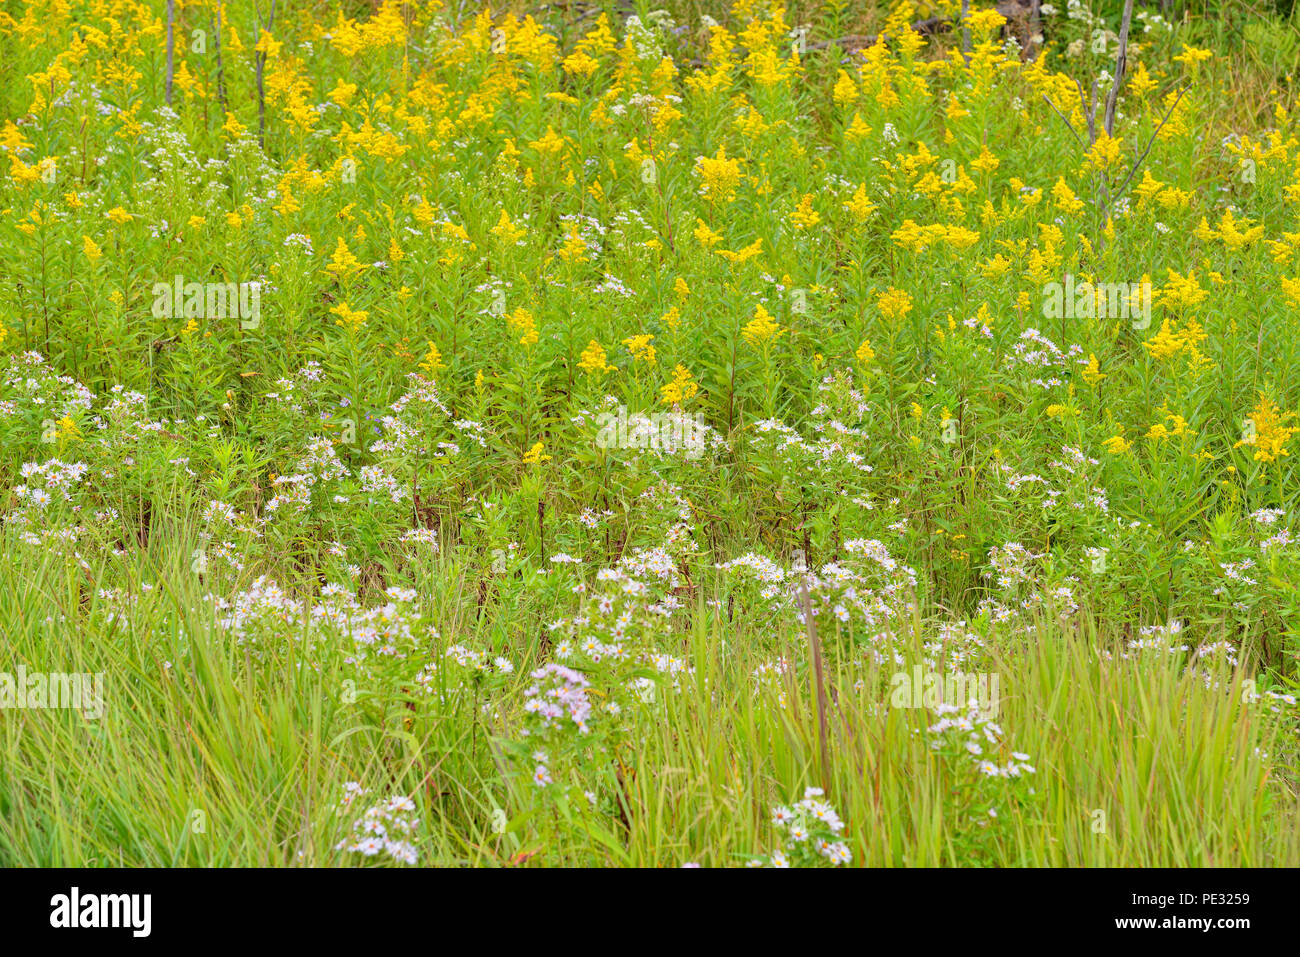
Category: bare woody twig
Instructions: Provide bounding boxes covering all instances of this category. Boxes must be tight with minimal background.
[961,0,971,60]
[1039,0,1170,249]
[1103,0,1135,138]
[1112,82,1192,197]
[1041,93,1085,150]
[1074,75,1097,145]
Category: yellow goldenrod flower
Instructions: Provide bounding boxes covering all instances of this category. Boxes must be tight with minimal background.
[742,304,783,347]
[843,184,876,223]
[622,334,656,366]
[1081,354,1106,387]
[1129,62,1157,98]
[1051,178,1085,216]
[717,237,763,263]
[1102,435,1132,454]
[971,145,1000,174]
[1236,394,1300,463]
[694,145,744,203]
[1280,276,1300,309]
[1084,131,1123,173]
[856,339,876,367]
[522,442,551,465]
[491,208,527,245]
[557,220,589,262]
[578,340,612,374]
[693,219,724,248]
[1172,44,1213,70]
[660,364,698,406]
[528,126,568,156]
[844,114,873,141]
[331,302,369,331]
[325,237,366,280]
[790,194,820,230]
[507,308,539,347]
[832,70,858,105]
[419,341,445,377]
[964,8,1006,36]
[876,287,914,321]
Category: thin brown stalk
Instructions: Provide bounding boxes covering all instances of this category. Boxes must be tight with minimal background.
[798,575,832,794]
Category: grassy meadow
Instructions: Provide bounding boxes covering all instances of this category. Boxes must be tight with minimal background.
[0,0,1299,867]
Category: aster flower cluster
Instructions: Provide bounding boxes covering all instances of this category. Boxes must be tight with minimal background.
[333,783,420,866]
[752,787,852,868]
[523,662,593,734]
[927,700,1037,779]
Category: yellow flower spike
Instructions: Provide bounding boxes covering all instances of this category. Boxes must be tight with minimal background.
[1084,132,1123,174]
[742,304,783,347]
[1236,394,1300,463]
[693,220,724,248]
[717,237,763,263]
[844,114,873,141]
[1102,435,1132,454]
[1172,44,1213,71]
[876,288,914,321]
[694,145,744,203]
[557,221,589,262]
[964,8,1006,37]
[325,237,366,280]
[490,208,527,245]
[507,308,539,348]
[578,340,612,374]
[843,184,876,223]
[330,302,369,331]
[1081,354,1106,388]
[622,334,657,366]
[790,194,820,230]
[1129,62,1157,98]
[419,341,445,377]
[971,145,1000,174]
[659,365,698,406]
[522,442,551,465]
[1281,276,1300,308]
[1051,178,1085,216]
[855,339,876,367]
